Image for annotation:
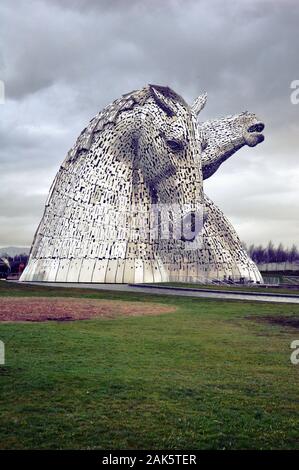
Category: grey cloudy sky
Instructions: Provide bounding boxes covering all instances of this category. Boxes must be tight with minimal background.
[0,0,298,248]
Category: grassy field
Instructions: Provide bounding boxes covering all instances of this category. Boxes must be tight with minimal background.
[0,280,299,449]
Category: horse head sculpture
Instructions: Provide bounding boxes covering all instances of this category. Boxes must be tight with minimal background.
[21,85,207,284]
[187,94,265,284]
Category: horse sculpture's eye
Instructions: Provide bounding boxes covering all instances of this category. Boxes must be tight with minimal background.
[166,139,184,153]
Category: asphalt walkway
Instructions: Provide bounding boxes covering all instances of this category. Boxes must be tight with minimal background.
[17,281,299,304]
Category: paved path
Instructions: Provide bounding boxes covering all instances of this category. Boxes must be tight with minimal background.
[17,281,299,304]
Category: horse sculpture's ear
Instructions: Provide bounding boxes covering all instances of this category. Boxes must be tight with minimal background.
[191,92,208,116]
[149,85,177,117]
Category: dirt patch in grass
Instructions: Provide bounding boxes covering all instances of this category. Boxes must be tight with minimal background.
[247,315,299,329]
[0,296,176,322]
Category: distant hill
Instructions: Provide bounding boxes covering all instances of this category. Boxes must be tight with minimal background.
[0,246,30,257]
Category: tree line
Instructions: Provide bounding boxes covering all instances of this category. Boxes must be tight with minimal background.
[0,254,28,276]
[243,242,299,264]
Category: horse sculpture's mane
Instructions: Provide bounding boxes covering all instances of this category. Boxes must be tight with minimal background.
[62,85,188,168]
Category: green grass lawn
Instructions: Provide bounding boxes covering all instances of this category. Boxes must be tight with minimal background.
[0,281,299,449]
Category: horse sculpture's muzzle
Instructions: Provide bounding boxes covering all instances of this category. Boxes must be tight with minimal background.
[245,121,265,147]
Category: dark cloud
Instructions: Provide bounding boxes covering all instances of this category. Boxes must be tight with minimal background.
[0,0,298,246]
